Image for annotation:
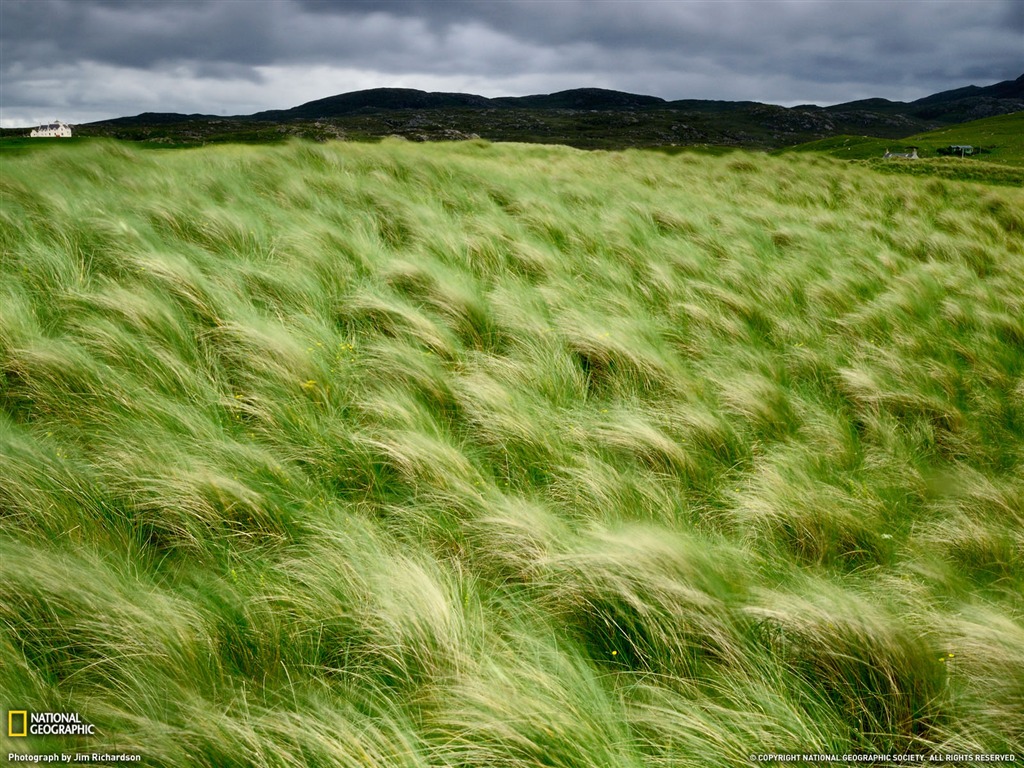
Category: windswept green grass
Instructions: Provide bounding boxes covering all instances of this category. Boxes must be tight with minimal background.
[2,139,1023,766]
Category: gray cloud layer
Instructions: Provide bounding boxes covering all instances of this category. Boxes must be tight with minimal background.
[2,0,1021,126]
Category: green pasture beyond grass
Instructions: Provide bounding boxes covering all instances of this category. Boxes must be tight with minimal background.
[2,139,1023,766]
[779,112,1024,186]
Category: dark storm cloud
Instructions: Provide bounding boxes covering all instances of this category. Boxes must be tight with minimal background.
[2,0,277,68]
[1,0,1021,126]
[291,0,1022,77]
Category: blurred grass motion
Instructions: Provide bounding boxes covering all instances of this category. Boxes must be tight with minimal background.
[2,138,1023,765]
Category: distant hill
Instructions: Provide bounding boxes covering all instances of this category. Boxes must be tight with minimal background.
[909,73,1024,105]
[250,88,495,120]
[237,75,1023,123]
[824,73,1024,122]
[249,88,670,118]
[99,111,220,126]
[492,88,667,111]
[11,73,1017,150]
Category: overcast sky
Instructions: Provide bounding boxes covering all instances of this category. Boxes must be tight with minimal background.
[1,0,1021,127]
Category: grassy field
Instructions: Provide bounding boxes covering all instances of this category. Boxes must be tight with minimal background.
[2,139,1023,766]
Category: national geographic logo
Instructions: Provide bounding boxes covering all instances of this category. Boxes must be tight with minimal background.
[7,710,95,737]
[8,711,27,738]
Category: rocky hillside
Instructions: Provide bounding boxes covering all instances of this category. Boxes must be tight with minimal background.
[7,75,1021,150]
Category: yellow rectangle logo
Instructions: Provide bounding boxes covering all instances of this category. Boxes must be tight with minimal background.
[8,710,28,737]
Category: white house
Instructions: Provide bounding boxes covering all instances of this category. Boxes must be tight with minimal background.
[29,120,72,138]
